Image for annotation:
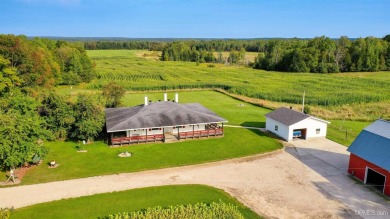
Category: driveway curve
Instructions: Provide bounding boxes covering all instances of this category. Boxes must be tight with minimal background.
[1,138,389,218]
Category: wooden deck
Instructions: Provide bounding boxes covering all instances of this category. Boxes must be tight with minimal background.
[111,128,224,146]
[178,128,223,140]
[111,134,164,146]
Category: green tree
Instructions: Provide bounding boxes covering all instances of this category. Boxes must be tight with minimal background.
[0,55,22,95]
[40,92,75,139]
[0,111,49,169]
[102,82,126,107]
[383,34,390,43]
[0,91,51,169]
[72,94,105,142]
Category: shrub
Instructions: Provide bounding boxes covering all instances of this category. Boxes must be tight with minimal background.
[0,208,11,219]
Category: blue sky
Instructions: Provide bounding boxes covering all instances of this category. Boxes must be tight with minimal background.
[1,0,389,38]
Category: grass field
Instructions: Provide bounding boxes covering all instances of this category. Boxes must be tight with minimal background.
[21,127,281,185]
[10,185,261,219]
[54,88,370,146]
[120,90,270,127]
[87,50,390,121]
[327,120,370,146]
[19,91,281,184]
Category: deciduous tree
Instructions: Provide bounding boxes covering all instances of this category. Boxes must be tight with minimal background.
[102,82,126,107]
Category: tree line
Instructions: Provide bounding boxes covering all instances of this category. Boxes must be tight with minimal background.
[0,34,113,170]
[253,36,390,73]
[82,39,270,52]
[84,41,166,51]
[158,36,390,73]
[0,34,95,87]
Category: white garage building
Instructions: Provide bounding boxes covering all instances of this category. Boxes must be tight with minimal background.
[265,107,330,141]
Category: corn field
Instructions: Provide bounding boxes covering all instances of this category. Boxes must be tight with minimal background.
[105,201,244,219]
[88,50,390,107]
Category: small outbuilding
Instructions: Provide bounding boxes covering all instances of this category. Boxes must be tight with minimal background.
[347,119,390,196]
[265,107,330,141]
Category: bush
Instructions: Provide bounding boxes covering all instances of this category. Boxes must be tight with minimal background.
[105,201,244,219]
[0,208,11,219]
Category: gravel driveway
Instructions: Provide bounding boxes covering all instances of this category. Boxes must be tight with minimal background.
[0,138,389,218]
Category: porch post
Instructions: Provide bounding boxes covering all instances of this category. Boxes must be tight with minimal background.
[222,122,224,135]
[145,128,148,142]
[193,125,195,139]
[111,133,113,145]
[178,126,180,140]
[163,126,165,142]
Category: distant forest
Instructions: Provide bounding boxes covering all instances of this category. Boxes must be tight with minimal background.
[84,35,390,73]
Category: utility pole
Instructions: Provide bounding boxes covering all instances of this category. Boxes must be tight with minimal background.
[302,91,306,113]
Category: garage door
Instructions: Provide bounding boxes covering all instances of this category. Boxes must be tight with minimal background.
[365,168,386,193]
[293,129,307,140]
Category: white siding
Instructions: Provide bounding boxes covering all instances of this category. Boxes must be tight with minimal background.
[127,124,208,136]
[173,124,206,134]
[265,117,289,141]
[289,118,328,141]
[127,128,163,136]
[266,117,328,142]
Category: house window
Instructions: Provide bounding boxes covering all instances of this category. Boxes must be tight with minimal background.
[275,125,278,131]
[149,128,161,131]
[316,128,320,134]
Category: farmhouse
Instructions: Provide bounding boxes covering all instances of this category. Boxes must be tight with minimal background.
[105,93,227,145]
[347,119,390,196]
[265,107,329,141]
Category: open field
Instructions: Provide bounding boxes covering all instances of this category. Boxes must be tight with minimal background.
[10,185,260,219]
[212,51,259,63]
[87,50,390,121]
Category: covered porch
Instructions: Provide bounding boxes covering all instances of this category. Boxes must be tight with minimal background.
[109,122,224,146]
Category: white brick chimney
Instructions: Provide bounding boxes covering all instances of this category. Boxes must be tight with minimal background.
[175,93,179,103]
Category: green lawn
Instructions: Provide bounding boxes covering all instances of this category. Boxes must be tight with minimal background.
[327,120,370,146]
[10,185,261,219]
[21,128,281,185]
[121,90,270,127]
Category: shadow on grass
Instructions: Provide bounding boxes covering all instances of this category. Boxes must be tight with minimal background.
[240,121,265,128]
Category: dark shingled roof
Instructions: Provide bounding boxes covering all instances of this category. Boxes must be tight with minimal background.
[347,120,390,171]
[265,107,310,126]
[105,101,227,132]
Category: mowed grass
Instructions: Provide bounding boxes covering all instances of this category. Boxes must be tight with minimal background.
[121,90,271,127]
[327,120,370,146]
[10,185,261,219]
[87,50,390,114]
[21,128,281,185]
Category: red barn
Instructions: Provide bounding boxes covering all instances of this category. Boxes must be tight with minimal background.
[347,119,390,196]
